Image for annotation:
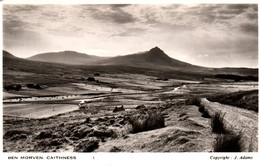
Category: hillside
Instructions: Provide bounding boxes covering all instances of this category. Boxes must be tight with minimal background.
[208,90,258,112]
[3,50,17,59]
[28,51,104,65]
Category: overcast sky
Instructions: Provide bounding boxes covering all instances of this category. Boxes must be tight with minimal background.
[3,4,258,68]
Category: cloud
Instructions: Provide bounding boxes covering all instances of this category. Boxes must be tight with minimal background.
[3,4,40,13]
[110,4,131,8]
[228,4,252,10]
[198,54,209,58]
[240,23,258,34]
[89,5,137,24]
[246,13,258,20]
[112,27,147,37]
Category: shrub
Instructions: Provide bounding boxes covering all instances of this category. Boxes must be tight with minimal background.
[15,85,22,91]
[127,111,165,133]
[213,132,243,152]
[82,105,99,115]
[35,84,41,89]
[198,106,205,113]
[198,105,211,118]
[211,112,226,134]
[4,85,22,91]
[202,112,211,118]
[136,104,146,110]
[94,73,100,76]
[26,83,41,89]
[113,105,125,112]
[87,77,95,81]
[26,84,35,88]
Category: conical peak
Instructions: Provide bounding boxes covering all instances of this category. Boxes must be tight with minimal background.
[148,46,165,55]
[149,46,161,51]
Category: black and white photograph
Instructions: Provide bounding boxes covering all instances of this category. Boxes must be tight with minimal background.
[1,0,258,157]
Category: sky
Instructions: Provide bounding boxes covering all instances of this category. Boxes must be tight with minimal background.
[3,4,258,68]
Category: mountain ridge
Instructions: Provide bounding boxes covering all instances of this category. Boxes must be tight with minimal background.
[3,48,258,78]
[25,46,199,70]
[28,50,104,65]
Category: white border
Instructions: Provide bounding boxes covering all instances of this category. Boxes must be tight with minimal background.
[0,0,259,167]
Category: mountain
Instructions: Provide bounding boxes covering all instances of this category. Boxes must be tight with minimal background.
[28,51,104,65]
[95,46,257,77]
[96,46,201,70]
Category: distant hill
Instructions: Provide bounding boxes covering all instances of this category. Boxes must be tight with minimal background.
[28,51,104,65]
[3,50,18,60]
